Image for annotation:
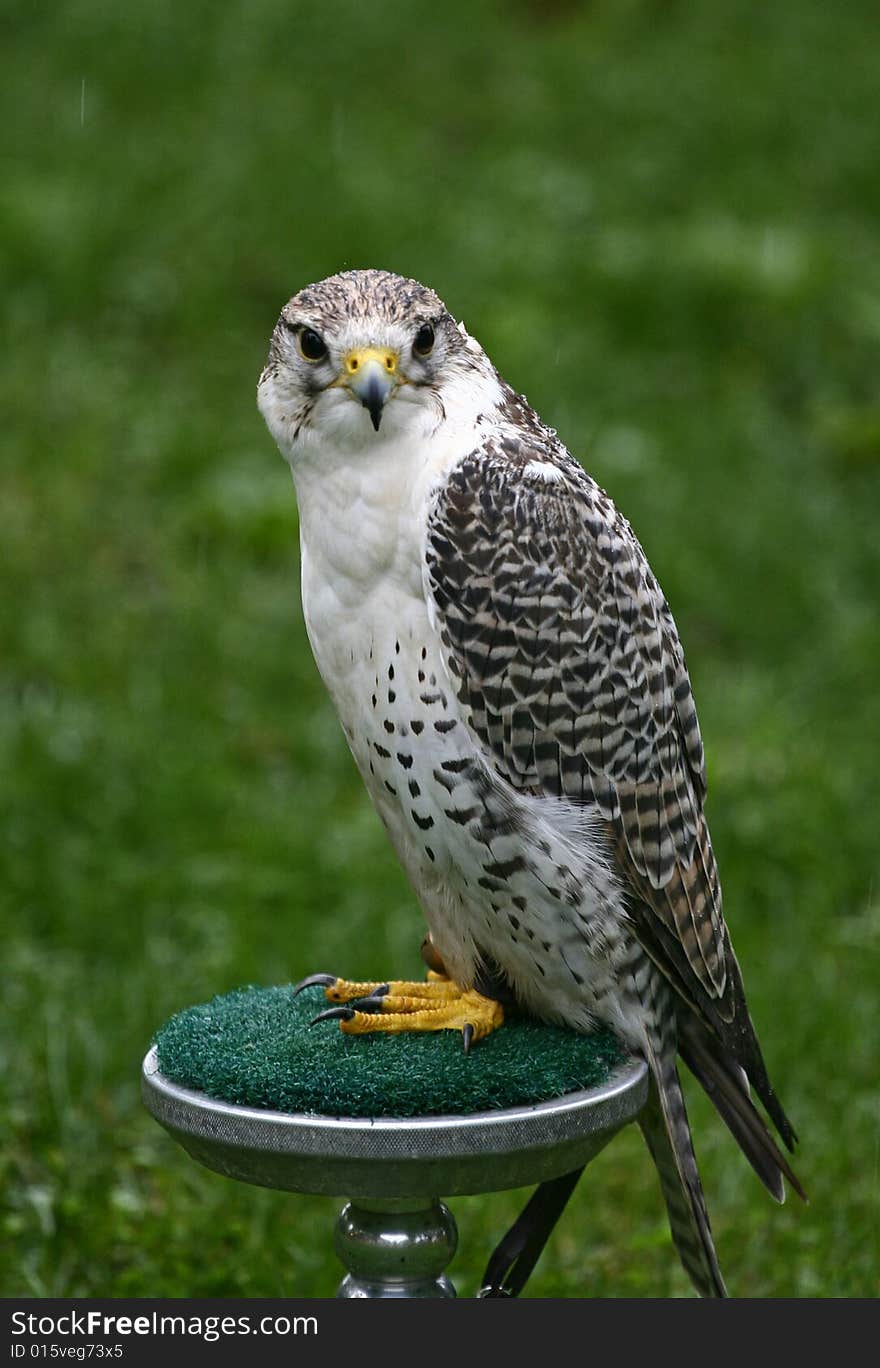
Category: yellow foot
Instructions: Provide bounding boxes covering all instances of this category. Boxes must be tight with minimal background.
[292,971,504,1052]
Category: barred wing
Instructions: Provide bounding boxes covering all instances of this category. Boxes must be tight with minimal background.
[426,440,728,1005]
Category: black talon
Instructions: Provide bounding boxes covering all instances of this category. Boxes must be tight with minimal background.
[310,1005,355,1025]
[332,985,390,1015]
[351,994,387,1015]
[462,1023,474,1055]
[357,983,390,1004]
[293,973,338,998]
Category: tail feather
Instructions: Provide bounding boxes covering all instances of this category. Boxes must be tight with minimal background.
[638,1035,728,1298]
[679,1022,806,1203]
[631,953,727,1296]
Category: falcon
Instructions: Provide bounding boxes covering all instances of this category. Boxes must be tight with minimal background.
[257,268,803,1297]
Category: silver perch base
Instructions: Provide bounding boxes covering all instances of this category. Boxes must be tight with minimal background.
[141,1045,647,1297]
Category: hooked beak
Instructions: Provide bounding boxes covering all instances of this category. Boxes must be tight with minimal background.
[343,347,398,431]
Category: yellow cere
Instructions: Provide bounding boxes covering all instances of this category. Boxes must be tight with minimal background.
[344,347,398,376]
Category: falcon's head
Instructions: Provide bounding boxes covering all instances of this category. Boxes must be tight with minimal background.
[258,269,495,463]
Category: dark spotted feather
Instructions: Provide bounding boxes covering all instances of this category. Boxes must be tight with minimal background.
[427,435,726,995]
[426,429,799,1161]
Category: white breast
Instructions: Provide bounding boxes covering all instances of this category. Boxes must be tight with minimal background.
[283,395,641,1048]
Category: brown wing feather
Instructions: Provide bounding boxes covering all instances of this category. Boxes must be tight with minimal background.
[427,435,728,1010]
[427,433,798,1155]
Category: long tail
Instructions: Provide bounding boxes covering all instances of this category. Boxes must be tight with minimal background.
[638,1038,727,1297]
[678,1019,806,1203]
[633,957,727,1297]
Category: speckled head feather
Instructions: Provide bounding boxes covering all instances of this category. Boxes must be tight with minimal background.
[257,269,486,450]
[260,268,467,384]
[287,268,448,328]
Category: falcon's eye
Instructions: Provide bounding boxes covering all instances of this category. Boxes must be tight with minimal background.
[413,324,435,357]
[298,328,328,362]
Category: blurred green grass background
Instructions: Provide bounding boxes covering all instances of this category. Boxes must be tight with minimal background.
[2,0,878,1298]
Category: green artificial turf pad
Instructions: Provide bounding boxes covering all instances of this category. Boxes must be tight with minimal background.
[154,985,626,1118]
